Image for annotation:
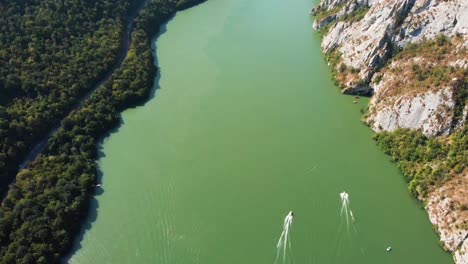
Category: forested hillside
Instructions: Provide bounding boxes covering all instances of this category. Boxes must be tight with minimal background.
[0,0,204,262]
[0,0,145,194]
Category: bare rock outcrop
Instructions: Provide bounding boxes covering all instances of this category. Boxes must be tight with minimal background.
[312,1,468,263]
[395,0,468,47]
[368,87,455,135]
[313,0,467,135]
[312,0,370,30]
[426,173,468,263]
[320,0,417,93]
[455,240,468,264]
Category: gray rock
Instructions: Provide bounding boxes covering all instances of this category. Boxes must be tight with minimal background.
[312,15,337,30]
[396,0,468,47]
[367,87,455,136]
[313,0,467,135]
[311,1,468,261]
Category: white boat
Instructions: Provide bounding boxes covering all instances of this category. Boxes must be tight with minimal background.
[386,246,392,252]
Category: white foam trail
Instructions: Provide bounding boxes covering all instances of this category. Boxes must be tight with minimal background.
[275,211,293,264]
[332,192,360,261]
[340,192,356,232]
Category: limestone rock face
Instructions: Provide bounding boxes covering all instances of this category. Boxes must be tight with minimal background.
[312,1,468,263]
[395,0,468,47]
[321,0,416,84]
[320,0,467,72]
[312,14,337,30]
[368,87,455,136]
[313,0,467,135]
[310,0,347,15]
[312,0,370,30]
[455,240,468,264]
[426,174,468,264]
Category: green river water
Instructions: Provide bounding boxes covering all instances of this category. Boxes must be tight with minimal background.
[69,0,452,263]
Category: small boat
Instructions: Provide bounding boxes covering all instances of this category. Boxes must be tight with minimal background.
[95,184,102,187]
[386,246,392,252]
[353,100,358,104]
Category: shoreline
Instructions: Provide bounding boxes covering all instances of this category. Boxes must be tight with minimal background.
[0,1,207,262]
[310,1,467,263]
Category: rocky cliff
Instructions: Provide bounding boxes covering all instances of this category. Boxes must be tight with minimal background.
[312,0,467,135]
[311,0,467,263]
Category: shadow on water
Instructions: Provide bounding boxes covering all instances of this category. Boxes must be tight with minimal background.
[61,144,107,263]
[112,18,171,112]
[132,17,173,107]
[62,18,173,264]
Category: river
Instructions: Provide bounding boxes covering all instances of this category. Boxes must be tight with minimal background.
[69,0,452,263]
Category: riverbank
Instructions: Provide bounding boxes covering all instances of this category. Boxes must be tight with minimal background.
[0,0,204,262]
[311,0,467,262]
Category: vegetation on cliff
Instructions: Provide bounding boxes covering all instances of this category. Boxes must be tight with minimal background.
[0,0,205,262]
[313,3,369,36]
[311,0,467,171]
[313,0,468,260]
[375,34,467,98]
[312,3,372,92]
[313,2,345,22]
[374,126,467,199]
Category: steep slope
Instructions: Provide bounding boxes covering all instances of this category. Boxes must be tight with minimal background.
[311,0,467,263]
[312,0,467,135]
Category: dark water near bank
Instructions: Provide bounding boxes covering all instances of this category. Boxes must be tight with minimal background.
[70,0,451,263]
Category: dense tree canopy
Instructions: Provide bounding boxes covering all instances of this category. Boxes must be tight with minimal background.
[374,126,467,198]
[0,0,143,193]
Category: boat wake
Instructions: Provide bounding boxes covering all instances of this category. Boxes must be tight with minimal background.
[340,192,355,232]
[331,191,364,262]
[274,211,294,264]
